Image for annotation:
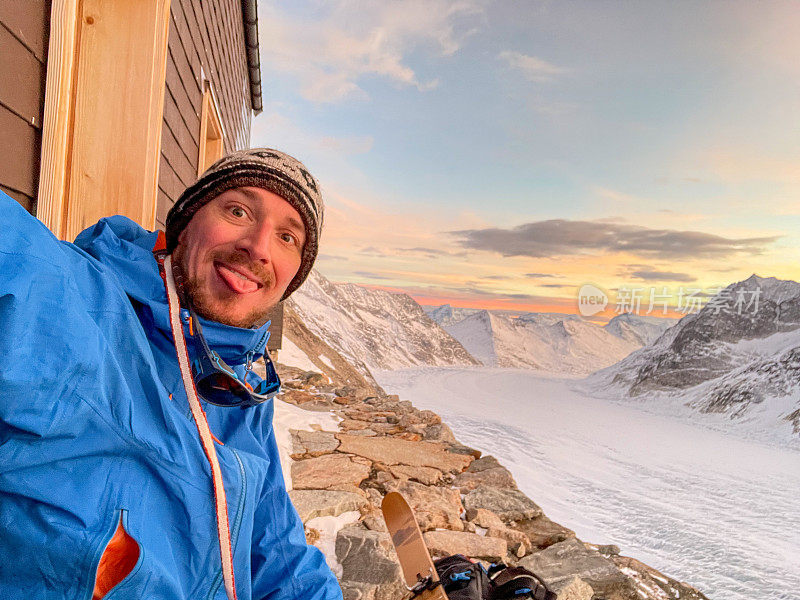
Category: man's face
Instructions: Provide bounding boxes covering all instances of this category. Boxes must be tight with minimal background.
[173,186,306,328]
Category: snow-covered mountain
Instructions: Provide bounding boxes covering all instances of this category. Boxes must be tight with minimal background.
[286,271,480,373]
[423,304,483,327]
[604,313,677,346]
[590,275,800,435]
[426,307,675,375]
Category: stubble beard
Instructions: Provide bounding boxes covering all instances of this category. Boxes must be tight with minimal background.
[172,244,276,329]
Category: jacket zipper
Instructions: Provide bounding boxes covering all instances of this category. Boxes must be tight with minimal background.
[85,509,141,600]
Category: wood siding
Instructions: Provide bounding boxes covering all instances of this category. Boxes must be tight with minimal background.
[0,2,50,214]
[157,0,253,229]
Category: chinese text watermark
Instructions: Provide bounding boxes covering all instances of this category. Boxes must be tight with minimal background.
[577,285,762,317]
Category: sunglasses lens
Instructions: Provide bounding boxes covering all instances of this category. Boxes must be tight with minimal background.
[196,372,250,406]
[190,328,280,407]
[193,357,281,408]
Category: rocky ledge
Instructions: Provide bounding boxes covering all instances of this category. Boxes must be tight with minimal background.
[276,365,710,600]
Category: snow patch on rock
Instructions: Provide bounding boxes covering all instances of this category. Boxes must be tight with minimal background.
[305,511,361,578]
[278,336,320,373]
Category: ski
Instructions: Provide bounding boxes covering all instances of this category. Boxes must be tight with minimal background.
[381,492,449,600]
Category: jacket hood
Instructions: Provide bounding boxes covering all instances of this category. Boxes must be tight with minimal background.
[73,216,270,365]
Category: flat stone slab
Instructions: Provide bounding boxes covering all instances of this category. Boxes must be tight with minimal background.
[343,428,378,437]
[551,575,594,600]
[465,455,503,472]
[421,423,456,443]
[292,453,371,491]
[454,465,516,491]
[516,515,576,550]
[383,480,464,532]
[466,507,530,556]
[466,507,504,529]
[280,389,320,405]
[288,489,368,523]
[462,487,543,522]
[422,530,507,562]
[388,465,443,485]
[336,525,403,585]
[340,582,377,600]
[290,429,340,458]
[336,433,473,473]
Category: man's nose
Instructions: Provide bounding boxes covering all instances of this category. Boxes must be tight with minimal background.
[238,221,274,263]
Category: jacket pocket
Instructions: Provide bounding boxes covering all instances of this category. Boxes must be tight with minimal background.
[91,509,142,600]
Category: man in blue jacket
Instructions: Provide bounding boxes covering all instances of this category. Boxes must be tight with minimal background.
[0,149,342,599]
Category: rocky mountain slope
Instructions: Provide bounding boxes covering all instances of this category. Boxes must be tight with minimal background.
[281,302,385,395]
[590,275,800,435]
[286,271,480,374]
[426,305,675,375]
[271,353,710,600]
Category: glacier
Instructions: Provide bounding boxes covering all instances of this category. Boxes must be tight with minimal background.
[377,367,800,600]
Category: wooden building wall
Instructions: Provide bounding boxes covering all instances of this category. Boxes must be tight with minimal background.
[156,0,253,229]
[0,2,50,214]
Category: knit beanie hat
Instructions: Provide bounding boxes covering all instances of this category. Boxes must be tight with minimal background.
[165,148,324,300]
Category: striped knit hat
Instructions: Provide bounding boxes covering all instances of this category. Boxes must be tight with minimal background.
[165,148,324,300]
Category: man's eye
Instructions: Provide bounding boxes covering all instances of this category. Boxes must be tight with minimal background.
[229,206,246,218]
[280,233,297,245]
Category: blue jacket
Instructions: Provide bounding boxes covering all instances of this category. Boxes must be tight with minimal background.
[0,191,341,600]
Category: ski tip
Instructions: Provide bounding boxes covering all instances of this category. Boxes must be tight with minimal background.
[381,491,407,512]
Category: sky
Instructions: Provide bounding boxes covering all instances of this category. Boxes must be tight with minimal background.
[251,0,800,320]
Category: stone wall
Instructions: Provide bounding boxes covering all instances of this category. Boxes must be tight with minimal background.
[275,363,710,600]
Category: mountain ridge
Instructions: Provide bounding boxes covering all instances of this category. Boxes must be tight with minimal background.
[287,270,480,377]
[590,274,800,436]
[427,305,675,375]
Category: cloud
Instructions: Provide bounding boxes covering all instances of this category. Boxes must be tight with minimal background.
[453,286,502,297]
[498,50,567,82]
[357,246,386,256]
[451,219,780,259]
[616,264,695,282]
[365,281,581,313]
[479,274,511,281]
[354,271,393,280]
[259,1,483,103]
[628,269,696,282]
[395,246,471,259]
[525,272,558,278]
[318,254,349,262]
[396,247,448,258]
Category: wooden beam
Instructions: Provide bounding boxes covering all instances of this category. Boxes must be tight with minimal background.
[38,0,171,240]
[37,0,79,237]
[64,0,171,239]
